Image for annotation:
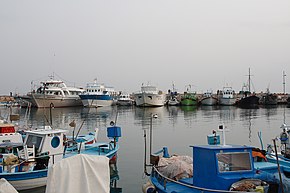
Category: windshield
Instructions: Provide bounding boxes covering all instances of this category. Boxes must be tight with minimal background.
[217,152,252,172]
[25,135,43,150]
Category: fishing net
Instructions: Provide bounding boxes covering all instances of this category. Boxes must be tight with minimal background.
[157,155,193,181]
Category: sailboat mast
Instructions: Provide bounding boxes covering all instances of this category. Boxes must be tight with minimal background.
[283,71,286,95]
[248,68,251,92]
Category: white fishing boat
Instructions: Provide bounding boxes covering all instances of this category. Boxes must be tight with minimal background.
[29,76,84,108]
[134,85,166,107]
[79,79,115,108]
[200,90,218,106]
[116,93,134,106]
[218,87,236,106]
[166,83,180,106]
[0,123,122,191]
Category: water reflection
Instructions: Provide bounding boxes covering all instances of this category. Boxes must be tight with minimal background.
[134,107,164,129]
[180,106,197,124]
[21,107,117,133]
[19,186,46,193]
[200,106,219,121]
[110,158,122,193]
[165,106,180,126]
[218,106,237,122]
[200,105,219,111]
[261,105,278,120]
[239,108,259,143]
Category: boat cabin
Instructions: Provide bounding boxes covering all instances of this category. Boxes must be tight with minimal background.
[23,126,67,166]
[191,145,255,190]
[221,87,235,98]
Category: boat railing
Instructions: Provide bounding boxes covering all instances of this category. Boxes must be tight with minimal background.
[1,142,118,172]
[151,166,256,193]
[0,152,51,172]
[65,140,117,155]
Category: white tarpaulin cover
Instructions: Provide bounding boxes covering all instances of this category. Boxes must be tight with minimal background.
[0,178,18,193]
[45,154,110,193]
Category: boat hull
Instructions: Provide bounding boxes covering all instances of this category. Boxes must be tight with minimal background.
[134,93,165,107]
[167,100,180,106]
[219,98,236,106]
[200,97,217,106]
[260,95,278,105]
[30,94,83,108]
[180,99,198,106]
[79,94,114,107]
[237,95,260,108]
[116,100,133,106]
[0,170,47,191]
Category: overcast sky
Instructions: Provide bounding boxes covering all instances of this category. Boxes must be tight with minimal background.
[1,0,290,95]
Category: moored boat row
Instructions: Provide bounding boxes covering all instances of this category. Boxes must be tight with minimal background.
[8,71,290,109]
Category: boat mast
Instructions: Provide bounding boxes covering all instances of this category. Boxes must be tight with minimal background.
[283,70,286,95]
[248,68,251,92]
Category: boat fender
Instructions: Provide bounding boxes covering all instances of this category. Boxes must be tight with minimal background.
[142,181,156,193]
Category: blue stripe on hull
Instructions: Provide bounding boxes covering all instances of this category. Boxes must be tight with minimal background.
[79,94,113,100]
[0,169,47,181]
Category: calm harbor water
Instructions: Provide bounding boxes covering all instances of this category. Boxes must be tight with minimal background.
[1,105,290,193]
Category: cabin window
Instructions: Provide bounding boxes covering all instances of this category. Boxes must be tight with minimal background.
[51,136,60,148]
[26,135,43,150]
[217,152,252,172]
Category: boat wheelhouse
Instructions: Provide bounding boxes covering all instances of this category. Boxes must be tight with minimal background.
[218,87,236,106]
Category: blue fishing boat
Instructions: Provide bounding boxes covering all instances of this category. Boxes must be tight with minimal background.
[143,126,286,193]
[0,123,121,191]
